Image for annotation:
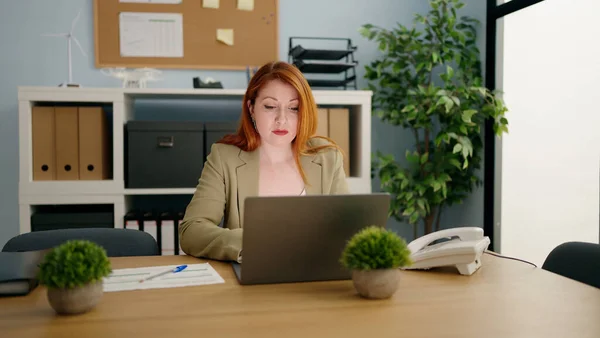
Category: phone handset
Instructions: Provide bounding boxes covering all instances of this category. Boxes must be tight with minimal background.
[404,227,490,276]
[407,227,484,254]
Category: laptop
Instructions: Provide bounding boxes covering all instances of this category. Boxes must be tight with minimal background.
[232,193,390,285]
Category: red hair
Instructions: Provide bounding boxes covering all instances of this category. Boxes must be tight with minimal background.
[218,61,339,184]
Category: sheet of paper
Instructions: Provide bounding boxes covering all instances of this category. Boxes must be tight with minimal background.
[102,263,224,292]
[119,12,183,58]
[120,0,182,3]
[202,0,219,9]
[217,28,234,46]
[237,0,254,11]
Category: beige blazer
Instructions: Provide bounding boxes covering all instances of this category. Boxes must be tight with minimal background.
[178,137,349,262]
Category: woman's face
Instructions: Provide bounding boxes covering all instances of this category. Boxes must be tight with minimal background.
[248,79,299,148]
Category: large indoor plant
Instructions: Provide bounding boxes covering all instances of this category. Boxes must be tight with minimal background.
[38,240,112,315]
[360,0,509,236]
[341,226,412,299]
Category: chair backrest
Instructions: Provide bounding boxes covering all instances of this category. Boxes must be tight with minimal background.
[2,228,159,257]
[542,241,600,289]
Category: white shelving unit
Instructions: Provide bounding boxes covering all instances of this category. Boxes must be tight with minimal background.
[17,86,373,234]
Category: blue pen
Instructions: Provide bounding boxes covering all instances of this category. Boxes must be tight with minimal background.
[139,264,188,283]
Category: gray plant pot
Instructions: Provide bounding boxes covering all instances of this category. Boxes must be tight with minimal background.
[47,280,104,315]
[351,268,400,299]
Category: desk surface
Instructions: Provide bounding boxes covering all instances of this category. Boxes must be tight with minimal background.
[1,254,599,338]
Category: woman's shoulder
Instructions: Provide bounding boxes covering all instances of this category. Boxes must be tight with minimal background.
[207,142,243,163]
[307,136,333,148]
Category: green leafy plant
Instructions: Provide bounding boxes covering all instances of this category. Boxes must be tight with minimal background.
[38,240,112,289]
[341,226,412,270]
[360,0,509,236]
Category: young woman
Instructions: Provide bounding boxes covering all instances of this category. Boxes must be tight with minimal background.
[178,61,348,262]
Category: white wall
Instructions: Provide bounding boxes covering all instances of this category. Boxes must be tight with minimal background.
[498,0,600,266]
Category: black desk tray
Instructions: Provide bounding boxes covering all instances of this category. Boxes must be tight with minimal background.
[306,75,357,88]
[290,45,356,60]
[293,60,357,74]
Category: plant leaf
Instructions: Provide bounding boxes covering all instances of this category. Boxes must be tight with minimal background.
[449,158,461,169]
[446,65,454,79]
[444,97,453,113]
[462,109,477,123]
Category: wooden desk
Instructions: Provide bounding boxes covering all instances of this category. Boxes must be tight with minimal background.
[1,254,599,337]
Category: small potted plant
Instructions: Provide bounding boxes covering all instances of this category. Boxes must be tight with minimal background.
[341,226,412,299]
[38,239,112,315]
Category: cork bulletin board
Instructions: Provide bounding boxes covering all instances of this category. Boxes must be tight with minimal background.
[93,0,279,70]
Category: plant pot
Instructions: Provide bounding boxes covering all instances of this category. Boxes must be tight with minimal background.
[351,268,400,299]
[47,280,104,315]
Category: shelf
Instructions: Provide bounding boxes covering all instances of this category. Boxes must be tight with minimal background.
[290,45,356,60]
[307,76,357,88]
[19,180,122,197]
[293,60,357,74]
[19,193,123,205]
[123,88,246,100]
[18,86,373,235]
[124,188,196,195]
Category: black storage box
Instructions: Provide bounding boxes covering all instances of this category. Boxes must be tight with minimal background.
[204,122,238,161]
[31,205,114,232]
[126,121,205,188]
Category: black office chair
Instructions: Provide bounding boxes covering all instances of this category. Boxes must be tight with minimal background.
[541,241,600,289]
[2,228,159,257]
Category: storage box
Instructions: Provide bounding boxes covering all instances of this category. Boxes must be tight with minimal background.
[31,205,113,232]
[204,122,238,161]
[126,121,205,188]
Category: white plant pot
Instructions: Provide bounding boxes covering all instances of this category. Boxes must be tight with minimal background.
[351,268,400,299]
[47,280,104,315]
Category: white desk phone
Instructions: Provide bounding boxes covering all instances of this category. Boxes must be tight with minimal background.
[403,227,491,275]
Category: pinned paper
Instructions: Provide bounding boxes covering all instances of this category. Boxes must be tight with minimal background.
[119,12,183,57]
[120,0,182,3]
[202,0,219,9]
[237,0,254,11]
[217,29,234,46]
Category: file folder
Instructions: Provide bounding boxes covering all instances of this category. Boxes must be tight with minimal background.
[159,211,176,256]
[31,107,56,180]
[328,108,351,176]
[316,107,329,137]
[124,210,141,230]
[78,107,109,180]
[142,211,158,250]
[54,107,80,180]
[176,211,186,255]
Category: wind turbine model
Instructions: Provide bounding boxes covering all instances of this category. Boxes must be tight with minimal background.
[42,9,87,87]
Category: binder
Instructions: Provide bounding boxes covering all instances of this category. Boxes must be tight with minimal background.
[176,211,186,255]
[78,107,109,180]
[316,107,329,137]
[31,107,56,180]
[54,107,80,180]
[124,210,141,230]
[159,211,176,256]
[328,108,351,176]
[142,211,159,251]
